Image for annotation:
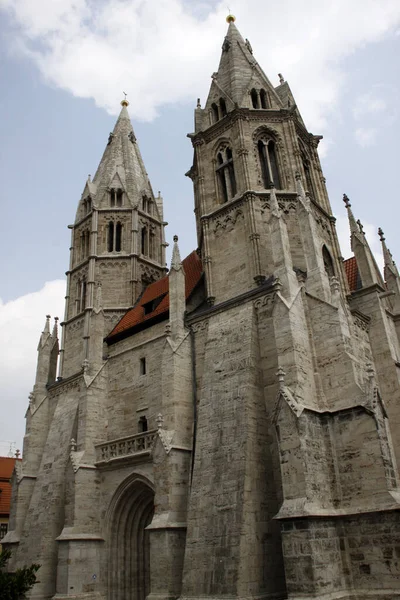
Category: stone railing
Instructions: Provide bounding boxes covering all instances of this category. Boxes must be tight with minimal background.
[95,430,157,465]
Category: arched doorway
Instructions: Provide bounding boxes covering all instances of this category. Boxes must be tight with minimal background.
[108,475,154,600]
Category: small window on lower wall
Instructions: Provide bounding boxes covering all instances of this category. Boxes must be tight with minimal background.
[0,523,8,539]
[140,357,146,375]
[138,416,148,432]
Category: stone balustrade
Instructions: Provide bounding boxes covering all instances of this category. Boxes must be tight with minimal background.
[95,429,157,464]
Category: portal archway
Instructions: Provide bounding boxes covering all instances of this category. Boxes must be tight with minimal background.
[108,475,154,600]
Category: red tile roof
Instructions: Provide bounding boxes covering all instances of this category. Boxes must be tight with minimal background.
[107,250,203,341]
[0,457,20,516]
[344,256,361,292]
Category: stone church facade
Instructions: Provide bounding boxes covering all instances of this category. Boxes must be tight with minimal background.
[5,17,400,600]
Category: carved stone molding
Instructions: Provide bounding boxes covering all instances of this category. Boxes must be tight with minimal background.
[254,292,276,314]
[213,208,244,234]
[191,320,209,333]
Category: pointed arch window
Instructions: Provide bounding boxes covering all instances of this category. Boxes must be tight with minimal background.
[251,88,259,109]
[220,97,227,117]
[216,146,237,203]
[211,103,219,123]
[322,246,335,279]
[260,89,268,109]
[257,138,281,189]
[116,189,123,207]
[110,188,116,207]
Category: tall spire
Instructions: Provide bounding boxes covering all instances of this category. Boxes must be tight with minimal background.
[203,18,283,114]
[89,99,153,210]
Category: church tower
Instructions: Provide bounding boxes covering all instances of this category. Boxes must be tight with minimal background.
[187,16,342,307]
[60,99,167,377]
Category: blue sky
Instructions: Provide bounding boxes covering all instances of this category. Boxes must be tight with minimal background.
[0,0,400,454]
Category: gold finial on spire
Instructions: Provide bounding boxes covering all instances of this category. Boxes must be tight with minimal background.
[226,9,236,23]
[121,91,129,107]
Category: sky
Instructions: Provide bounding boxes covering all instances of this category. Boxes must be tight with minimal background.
[0,0,400,455]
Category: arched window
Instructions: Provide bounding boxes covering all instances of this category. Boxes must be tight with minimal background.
[216,146,236,203]
[87,197,92,213]
[257,138,281,189]
[110,189,116,207]
[322,246,335,279]
[141,227,148,255]
[220,97,227,117]
[142,196,148,212]
[115,222,122,252]
[211,103,219,123]
[251,89,259,109]
[108,221,114,252]
[116,189,123,207]
[260,89,268,109]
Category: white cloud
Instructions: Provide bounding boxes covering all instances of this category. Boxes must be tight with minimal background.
[0,280,65,452]
[354,126,378,147]
[353,92,386,120]
[1,0,400,132]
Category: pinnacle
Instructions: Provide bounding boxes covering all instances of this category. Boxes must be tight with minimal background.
[170,235,183,271]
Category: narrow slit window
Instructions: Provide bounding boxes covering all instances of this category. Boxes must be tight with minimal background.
[115,222,122,252]
[108,222,114,252]
[141,227,147,255]
[140,357,146,375]
[110,189,116,207]
[116,189,123,207]
[81,280,87,311]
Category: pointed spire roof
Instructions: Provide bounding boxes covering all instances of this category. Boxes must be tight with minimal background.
[204,19,283,112]
[91,99,153,208]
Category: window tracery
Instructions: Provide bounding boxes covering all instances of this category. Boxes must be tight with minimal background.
[257,136,281,189]
[215,145,237,203]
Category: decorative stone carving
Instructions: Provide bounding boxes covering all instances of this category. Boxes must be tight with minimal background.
[213,208,244,234]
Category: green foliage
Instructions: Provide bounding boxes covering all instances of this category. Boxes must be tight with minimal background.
[0,549,40,600]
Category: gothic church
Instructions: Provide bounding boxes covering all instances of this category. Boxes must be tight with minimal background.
[5,16,400,600]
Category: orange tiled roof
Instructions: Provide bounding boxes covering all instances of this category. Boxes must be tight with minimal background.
[344,256,361,292]
[107,250,203,340]
[0,457,20,516]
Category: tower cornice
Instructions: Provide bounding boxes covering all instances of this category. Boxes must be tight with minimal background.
[190,107,302,147]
